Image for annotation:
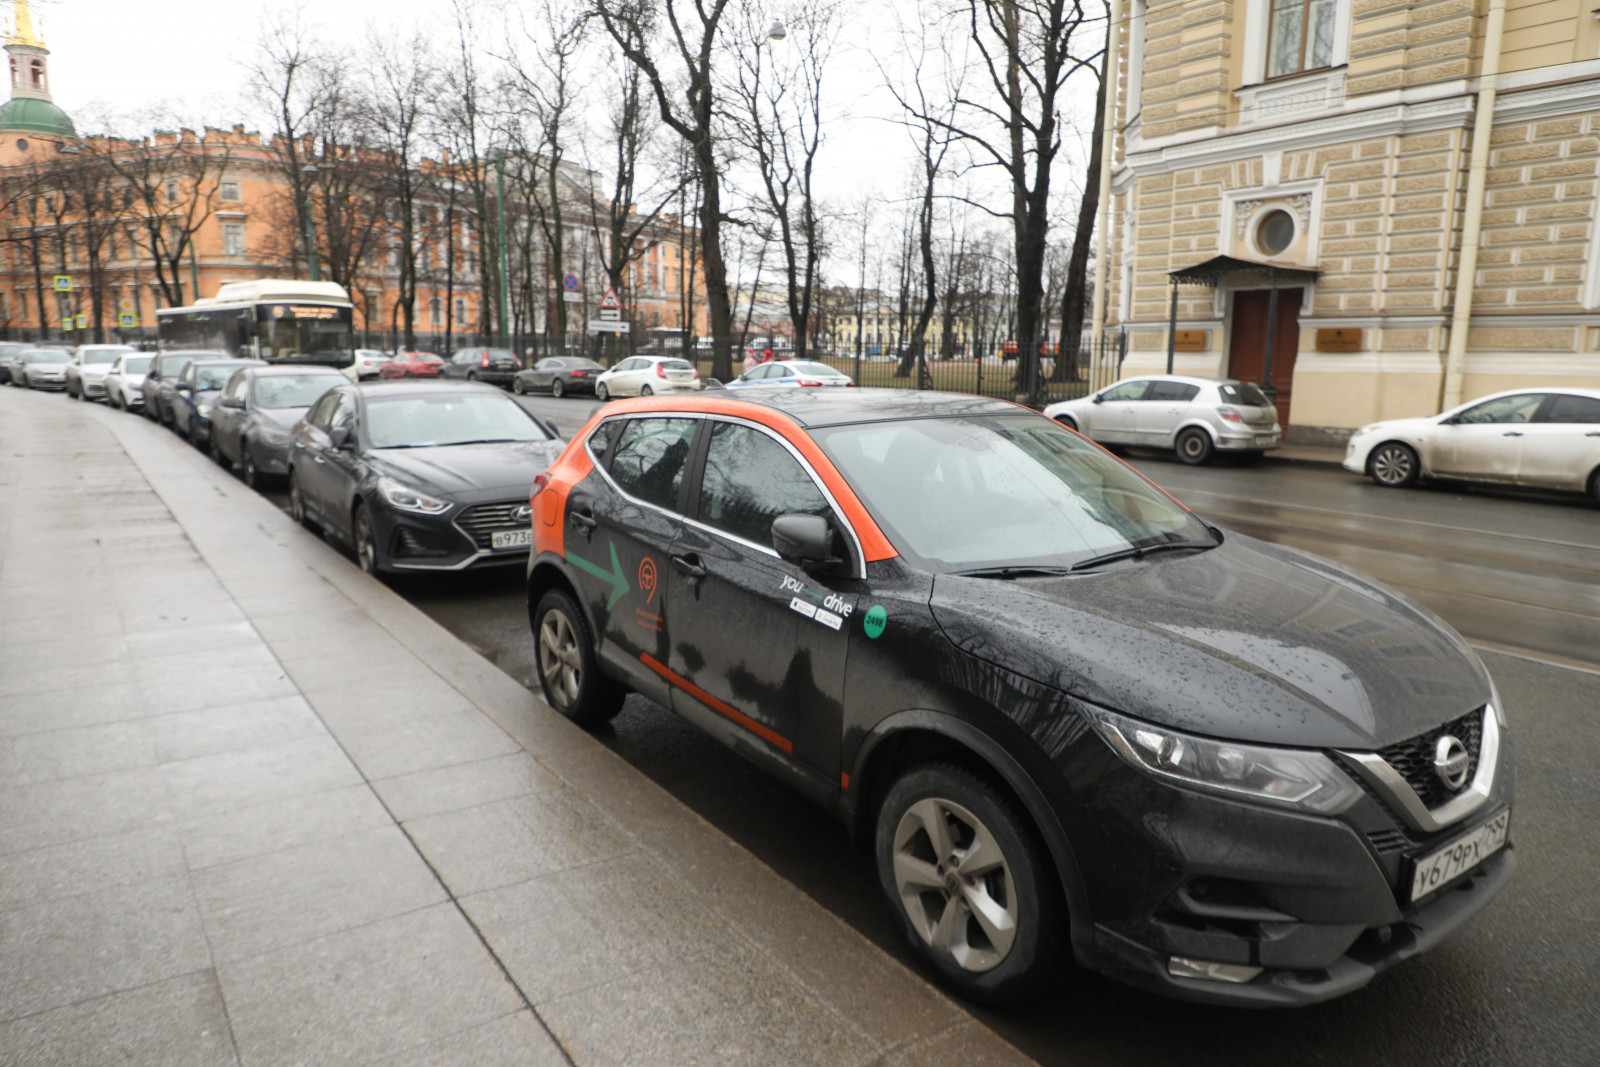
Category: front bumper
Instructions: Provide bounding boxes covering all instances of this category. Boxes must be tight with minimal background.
[28,375,67,390]
[1065,725,1515,1007]
[374,497,533,573]
[83,378,108,397]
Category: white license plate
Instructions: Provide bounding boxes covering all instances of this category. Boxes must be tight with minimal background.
[1255,434,1277,445]
[1410,809,1510,903]
[491,529,533,550]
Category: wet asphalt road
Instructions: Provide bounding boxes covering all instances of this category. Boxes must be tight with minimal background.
[272,395,1600,1065]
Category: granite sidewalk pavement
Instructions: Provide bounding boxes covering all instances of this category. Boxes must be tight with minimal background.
[0,384,1031,1066]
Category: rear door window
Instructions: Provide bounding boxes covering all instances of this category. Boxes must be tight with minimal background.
[1147,381,1200,402]
[608,418,698,512]
[1539,394,1600,424]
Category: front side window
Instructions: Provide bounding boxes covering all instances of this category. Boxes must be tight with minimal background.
[1101,380,1150,402]
[1454,394,1545,425]
[698,422,831,548]
[1267,0,1337,78]
[608,418,697,512]
[306,392,341,429]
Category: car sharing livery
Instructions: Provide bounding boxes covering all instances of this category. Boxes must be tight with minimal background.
[523,389,1514,1008]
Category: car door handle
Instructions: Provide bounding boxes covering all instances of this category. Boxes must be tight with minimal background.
[1586,432,1600,437]
[570,509,597,531]
[1502,431,1523,437]
[670,553,706,581]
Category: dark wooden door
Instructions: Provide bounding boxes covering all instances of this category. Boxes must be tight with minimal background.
[1227,288,1303,428]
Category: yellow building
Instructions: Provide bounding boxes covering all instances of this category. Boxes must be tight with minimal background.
[1101,0,1600,441]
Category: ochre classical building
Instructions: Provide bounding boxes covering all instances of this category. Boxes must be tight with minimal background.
[1104,0,1600,440]
[0,0,704,352]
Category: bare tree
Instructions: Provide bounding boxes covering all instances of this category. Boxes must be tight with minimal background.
[727,1,839,360]
[590,0,743,381]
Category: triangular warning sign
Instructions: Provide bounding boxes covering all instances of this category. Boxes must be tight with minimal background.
[598,287,621,310]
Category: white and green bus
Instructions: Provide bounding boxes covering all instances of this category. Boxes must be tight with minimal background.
[156,280,355,371]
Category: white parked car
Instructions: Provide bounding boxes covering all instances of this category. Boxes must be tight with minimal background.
[104,352,155,411]
[594,355,701,400]
[1043,374,1281,464]
[20,347,71,390]
[1343,387,1600,502]
[66,344,135,401]
[346,348,391,381]
[726,359,854,390]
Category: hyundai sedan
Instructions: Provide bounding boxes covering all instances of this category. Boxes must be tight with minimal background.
[287,381,564,575]
[525,389,1513,1007]
[1344,387,1600,503]
[1044,374,1281,464]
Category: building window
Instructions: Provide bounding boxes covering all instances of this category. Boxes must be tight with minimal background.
[0,291,9,321]
[1267,0,1337,78]
[1255,210,1296,256]
[223,222,246,256]
[164,181,178,204]
[1127,0,1147,122]
[454,297,466,325]
[220,181,241,201]
[428,295,442,327]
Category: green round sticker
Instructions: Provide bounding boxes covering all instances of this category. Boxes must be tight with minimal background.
[863,604,887,639]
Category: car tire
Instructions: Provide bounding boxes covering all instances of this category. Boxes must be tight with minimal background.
[552,379,566,399]
[108,390,120,410]
[209,432,231,469]
[1587,467,1600,507]
[1368,442,1420,488]
[513,378,527,395]
[640,384,654,397]
[1053,415,1077,433]
[352,502,380,576]
[875,763,1063,1006]
[1175,428,1214,465]
[288,469,318,532]
[532,589,625,728]
[467,370,478,381]
[240,442,261,489]
[67,383,78,400]
[596,382,610,401]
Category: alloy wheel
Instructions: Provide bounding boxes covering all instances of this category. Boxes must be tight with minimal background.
[552,379,566,399]
[1370,443,1418,487]
[1176,428,1213,465]
[890,796,1019,974]
[596,383,609,401]
[241,444,259,488]
[538,608,583,708]
[353,505,378,575]
[513,378,527,395]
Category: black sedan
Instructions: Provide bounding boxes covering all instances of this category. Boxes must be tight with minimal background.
[169,359,265,446]
[142,351,221,424]
[209,365,350,488]
[440,346,523,387]
[525,389,1513,1008]
[512,357,605,398]
[287,380,564,575]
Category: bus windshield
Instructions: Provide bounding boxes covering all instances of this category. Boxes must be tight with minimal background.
[257,304,354,362]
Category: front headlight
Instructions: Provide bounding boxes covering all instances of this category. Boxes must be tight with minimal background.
[1091,708,1360,815]
[197,403,213,418]
[378,476,451,515]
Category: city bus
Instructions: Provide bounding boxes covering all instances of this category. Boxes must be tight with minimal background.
[156,280,355,371]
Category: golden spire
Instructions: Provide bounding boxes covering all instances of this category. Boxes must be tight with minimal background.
[7,0,45,48]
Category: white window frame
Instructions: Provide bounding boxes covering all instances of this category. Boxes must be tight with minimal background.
[1241,0,1352,86]
[222,222,246,256]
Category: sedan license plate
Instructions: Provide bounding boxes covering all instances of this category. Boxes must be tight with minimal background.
[1410,809,1510,903]
[491,529,533,550]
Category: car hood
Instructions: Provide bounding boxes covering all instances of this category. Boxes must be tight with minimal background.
[367,439,565,499]
[255,408,309,431]
[1357,415,1438,439]
[930,533,1490,750]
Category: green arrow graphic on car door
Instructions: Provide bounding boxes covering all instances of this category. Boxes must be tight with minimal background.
[566,541,630,610]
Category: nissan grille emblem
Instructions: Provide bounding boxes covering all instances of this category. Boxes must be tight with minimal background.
[512,505,533,522]
[1433,735,1471,791]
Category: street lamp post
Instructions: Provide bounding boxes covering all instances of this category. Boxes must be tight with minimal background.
[302,164,321,282]
[495,153,511,350]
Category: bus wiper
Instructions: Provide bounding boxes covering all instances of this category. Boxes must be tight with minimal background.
[952,566,1075,579]
[1070,538,1218,572]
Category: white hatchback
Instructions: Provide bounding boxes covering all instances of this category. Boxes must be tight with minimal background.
[595,356,701,400]
[1343,387,1600,502]
[1043,374,1281,465]
[346,349,391,381]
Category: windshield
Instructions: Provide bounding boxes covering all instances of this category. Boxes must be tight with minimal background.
[194,365,245,391]
[158,354,195,376]
[254,374,344,410]
[82,347,132,365]
[26,350,69,364]
[257,304,354,362]
[815,414,1213,570]
[366,393,552,449]
[123,356,153,375]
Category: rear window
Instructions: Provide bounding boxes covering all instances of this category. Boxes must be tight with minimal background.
[658,359,694,372]
[1218,383,1270,407]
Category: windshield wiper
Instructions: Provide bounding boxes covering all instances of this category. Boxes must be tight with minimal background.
[438,438,526,446]
[1070,538,1218,572]
[952,566,1075,579]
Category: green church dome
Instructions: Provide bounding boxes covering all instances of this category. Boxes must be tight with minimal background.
[0,96,76,137]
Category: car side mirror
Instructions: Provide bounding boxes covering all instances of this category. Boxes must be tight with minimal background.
[539,418,561,440]
[703,378,724,390]
[329,427,353,450]
[772,513,840,574]
[1091,394,1105,404]
[175,382,191,393]
[220,396,244,409]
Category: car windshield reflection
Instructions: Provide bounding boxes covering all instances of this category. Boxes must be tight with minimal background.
[366,394,551,449]
[254,375,343,409]
[816,414,1215,571]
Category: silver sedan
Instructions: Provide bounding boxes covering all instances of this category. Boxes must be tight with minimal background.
[1343,387,1600,503]
[1043,374,1281,464]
